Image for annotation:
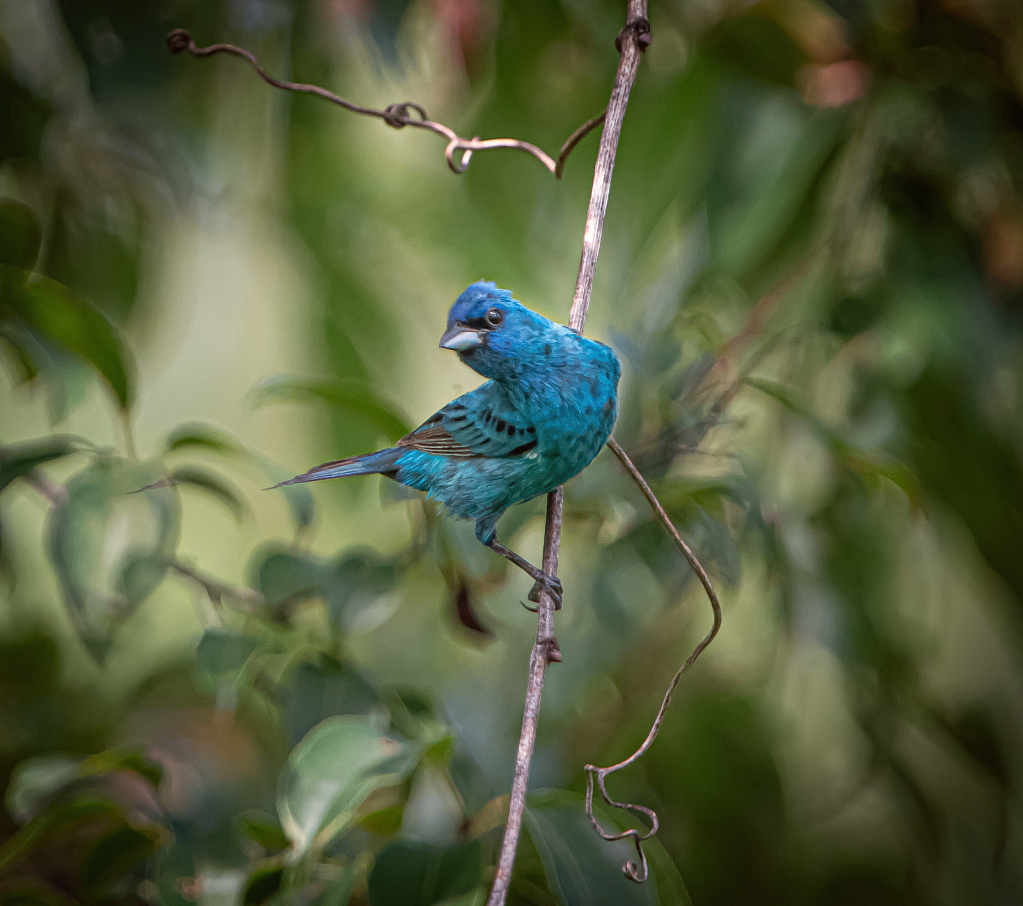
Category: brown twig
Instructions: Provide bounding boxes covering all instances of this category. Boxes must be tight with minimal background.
[166,29,605,178]
[584,437,722,882]
[169,560,265,610]
[486,4,651,904]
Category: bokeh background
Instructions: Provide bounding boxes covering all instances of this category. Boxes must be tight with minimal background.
[2,0,1022,903]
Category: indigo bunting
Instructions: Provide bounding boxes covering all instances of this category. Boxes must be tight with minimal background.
[279,281,620,608]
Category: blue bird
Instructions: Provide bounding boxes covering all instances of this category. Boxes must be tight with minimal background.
[278,281,621,608]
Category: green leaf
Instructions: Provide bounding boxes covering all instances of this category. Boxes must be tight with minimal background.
[242,861,285,906]
[281,656,382,747]
[5,749,163,824]
[277,716,423,855]
[80,749,163,788]
[251,376,411,442]
[367,840,482,906]
[195,629,260,691]
[0,319,41,384]
[325,550,399,630]
[0,435,81,493]
[523,791,659,906]
[6,273,134,410]
[234,811,291,854]
[254,547,326,608]
[81,825,163,896]
[0,795,122,872]
[4,756,82,823]
[49,459,180,661]
[169,465,249,522]
[163,422,251,459]
[0,199,42,270]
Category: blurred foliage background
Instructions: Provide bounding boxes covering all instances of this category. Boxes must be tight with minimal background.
[2,0,1022,903]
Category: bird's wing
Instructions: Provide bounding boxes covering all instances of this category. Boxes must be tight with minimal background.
[397,388,539,459]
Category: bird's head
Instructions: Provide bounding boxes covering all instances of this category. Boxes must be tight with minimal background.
[439,281,559,381]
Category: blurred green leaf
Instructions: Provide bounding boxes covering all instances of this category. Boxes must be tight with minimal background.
[169,465,249,523]
[523,790,661,906]
[0,435,81,493]
[0,199,42,270]
[277,716,423,855]
[707,10,806,87]
[0,795,122,872]
[195,629,260,692]
[5,749,163,824]
[367,840,481,906]
[234,812,290,854]
[254,548,325,609]
[242,861,285,906]
[49,459,180,660]
[0,319,41,384]
[251,376,411,442]
[325,549,400,630]
[4,272,134,410]
[4,755,82,823]
[164,423,251,458]
[81,748,162,787]
[281,657,383,747]
[81,824,163,896]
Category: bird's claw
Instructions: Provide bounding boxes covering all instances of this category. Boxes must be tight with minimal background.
[527,573,563,610]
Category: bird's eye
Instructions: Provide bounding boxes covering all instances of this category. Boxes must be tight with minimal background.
[485,307,504,328]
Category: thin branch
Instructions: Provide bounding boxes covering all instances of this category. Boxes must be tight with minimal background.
[486,5,651,905]
[168,560,265,610]
[166,29,605,178]
[584,437,722,882]
[22,469,263,611]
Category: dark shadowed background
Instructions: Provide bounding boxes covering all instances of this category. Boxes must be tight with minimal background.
[1,0,1022,904]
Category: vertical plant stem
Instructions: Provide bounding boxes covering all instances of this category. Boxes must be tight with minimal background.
[486,3,648,902]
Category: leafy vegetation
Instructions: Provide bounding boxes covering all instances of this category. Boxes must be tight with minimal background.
[2,0,1022,904]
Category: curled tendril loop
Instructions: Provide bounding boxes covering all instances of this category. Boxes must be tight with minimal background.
[445,139,477,174]
[581,439,723,883]
[584,764,657,883]
[166,30,604,179]
[382,102,428,128]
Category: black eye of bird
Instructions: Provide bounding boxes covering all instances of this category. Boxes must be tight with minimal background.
[485,307,504,328]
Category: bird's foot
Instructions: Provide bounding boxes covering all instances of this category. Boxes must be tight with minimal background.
[527,573,563,610]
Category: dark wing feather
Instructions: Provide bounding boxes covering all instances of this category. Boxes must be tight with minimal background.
[397,390,539,460]
[397,421,479,459]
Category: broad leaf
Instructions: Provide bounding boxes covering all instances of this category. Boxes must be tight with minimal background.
[164,422,251,458]
[367,840,481,906]
[49,458,180,660]
[169,465,249,522]
[6,273,133,410]
[277,716,422,855]
[4,756,81,823]
[523,791,660,906]
[5,749,163,824]
[0,435,82,493]
[250,376,411,442]
[195,629,260,692]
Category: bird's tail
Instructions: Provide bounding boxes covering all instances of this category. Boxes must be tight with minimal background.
[272,448,402,487]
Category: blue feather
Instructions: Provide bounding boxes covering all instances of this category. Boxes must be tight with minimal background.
[277,281,621,608]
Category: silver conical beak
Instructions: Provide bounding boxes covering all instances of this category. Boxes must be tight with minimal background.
[439,325,483,351]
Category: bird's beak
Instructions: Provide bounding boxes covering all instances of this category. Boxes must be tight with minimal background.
[439,324,483,351]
